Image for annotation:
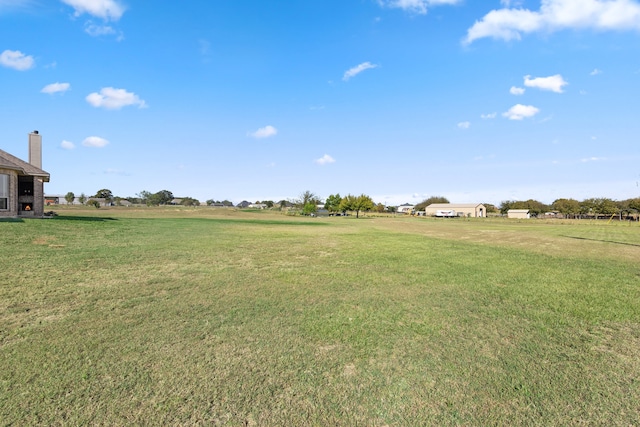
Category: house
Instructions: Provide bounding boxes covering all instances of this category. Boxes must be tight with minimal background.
[237,200,251,208]
[397,204,415,214]
[425,203,487,218]
[248,203,267,209]
[0,131,50,218]
[507,209,530,219]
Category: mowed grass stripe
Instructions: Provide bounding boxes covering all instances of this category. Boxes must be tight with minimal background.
[1,210,639,425]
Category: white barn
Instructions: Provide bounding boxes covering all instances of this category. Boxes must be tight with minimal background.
[425,203,486,218]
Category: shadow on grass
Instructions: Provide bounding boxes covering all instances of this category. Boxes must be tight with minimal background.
[52,216,119,222]
[0,217,24,223]
[561,235,640,248]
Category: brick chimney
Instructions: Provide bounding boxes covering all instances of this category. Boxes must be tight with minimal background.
[29,130,42,169]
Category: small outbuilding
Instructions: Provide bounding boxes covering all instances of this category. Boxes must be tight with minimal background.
[425,203,486,218]
[507,209,530,219]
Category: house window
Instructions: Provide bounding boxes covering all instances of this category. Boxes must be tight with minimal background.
[0,174,8,210]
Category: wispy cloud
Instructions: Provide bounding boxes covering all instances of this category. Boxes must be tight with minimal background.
[343,62,378,81]
[248,125,278,139]
[82,136,109,148]
[0,49,34,70]
[86,87,147,109]
[314,154,336,165]
[464,0,640,45]
[503,104,540,120]
[524,74,568,93]
[590,68,602,76]
[581,156,606,162]
[510,86,525,95]
[481,112,497,119]
[61,140,75,150]
[61,0,126,21]
[41,82,71,94]
[377,0,461,15]
[457,121,471,129]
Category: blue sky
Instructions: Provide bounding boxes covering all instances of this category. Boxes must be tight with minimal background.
[1,0,639,206]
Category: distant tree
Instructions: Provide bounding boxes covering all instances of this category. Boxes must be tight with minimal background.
[263,200,274,208]
[483,203,498,214]
[180,197,200,206]
[94,189,113,202]
[374,203,386,213]
[222,200,233,207]
[142,190,174,206]
[580,198,617,217]
[414,196,450,212]
[340,194,374,218]
[324,193,342,213]
[78,193,87,205]
[552,198,580,216]
[86,199,100,208]
[302,202,317,215]
[500,199,548,216]
[296,190,320,208]
[206,199,215,206]
[64,191,75,205]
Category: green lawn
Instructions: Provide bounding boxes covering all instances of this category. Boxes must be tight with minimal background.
[2,208,639,425]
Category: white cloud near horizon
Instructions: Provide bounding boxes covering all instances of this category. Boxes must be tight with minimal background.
[61,140,75,149]
[378,0,461,15]
[41,82,70,94]
[464,0,640,44]
[60,0,125,21]
[249,125,278,139]
[343,62,378,81]
[510,86,525,95]
[0,49,34,70]
[82,136,109,148]
[524,74,568,93]
[503,104,540,120]
[315,154,336,165]
[86,87,147,109]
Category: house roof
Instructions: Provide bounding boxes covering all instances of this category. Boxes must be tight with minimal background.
[427,203,485,209]
[0,148,50,181]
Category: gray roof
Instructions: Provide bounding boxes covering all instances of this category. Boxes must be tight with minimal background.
[0,148,50,181]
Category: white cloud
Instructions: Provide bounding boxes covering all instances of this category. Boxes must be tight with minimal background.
[524,74,568,93]
[314,154,336,165]
[82,136,109,148]
[590,68,602,75]
[378,0,461,15]
[457,121,471,129]
[84,21,116,37]
[86,87,147,109]
[41,82,70,94]
[464,0,640,44]
[581,156,605,162]
[343,62,378,81]
[481,112,497,119]
[0,49,34,70]
[503,104,540,120]
[249,125,278,139]
[61,0,125,21]
[61,140,75,150]
[510,86,525,95]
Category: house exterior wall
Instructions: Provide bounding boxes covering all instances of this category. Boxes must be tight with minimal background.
[507,209,530,219]
[425,203,486,218]
[0,168,18,217]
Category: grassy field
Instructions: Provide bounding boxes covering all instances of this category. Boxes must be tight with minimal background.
[1,207,639,426]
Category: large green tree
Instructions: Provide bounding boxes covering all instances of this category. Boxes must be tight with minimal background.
[324,193,343,213]
[552,198,580,216]
[94,189,113,202]
[340,194,374,218]
[64,191,75,205]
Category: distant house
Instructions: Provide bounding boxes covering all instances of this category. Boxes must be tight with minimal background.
[237,200,251,208]
[507,209,530,219]
[425,203,486,218]
[397,204,415,214]
[0,131,50,218]
[248,203,267,209]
